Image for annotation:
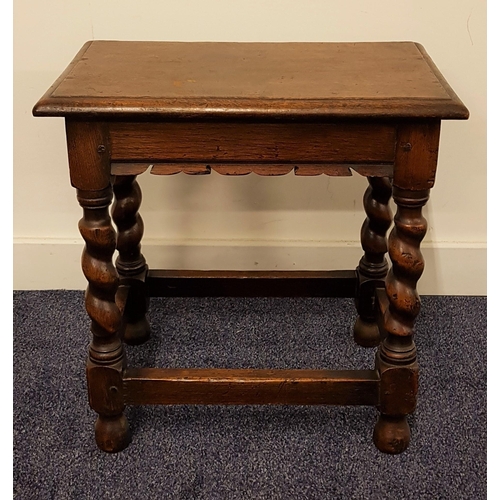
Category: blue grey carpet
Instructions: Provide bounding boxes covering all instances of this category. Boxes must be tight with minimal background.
[13,292,486,499]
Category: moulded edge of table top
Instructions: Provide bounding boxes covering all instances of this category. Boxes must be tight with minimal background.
[32,40,469,120]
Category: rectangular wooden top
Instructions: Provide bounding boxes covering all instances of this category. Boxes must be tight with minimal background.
[33,40,468,120]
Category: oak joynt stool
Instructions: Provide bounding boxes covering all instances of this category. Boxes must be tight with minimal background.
[33,41,468,454]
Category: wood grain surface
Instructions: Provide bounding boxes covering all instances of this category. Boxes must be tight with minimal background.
[108,121,397,163]
[123,368,380,406]
[33,41,469,119]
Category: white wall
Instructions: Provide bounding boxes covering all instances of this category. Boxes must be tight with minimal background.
[14,0,486,294]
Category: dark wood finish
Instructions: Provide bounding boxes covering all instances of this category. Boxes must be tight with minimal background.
[76,186,130,453]
[374,181,430,453]
[111,163,150,176]
[110,162,394,178]
[375,286,390,338]
[350,165,395,177]
[33,41,469,455]
[354,177,393,346]
[112,175,147,277]
[393,121,441,191]
[210,164,293,176]
[145,269,356,298]
[112,175,150,345]
[65,121,110,190]
[115,282,131,316]
[152,164,212,176]
[108,122,397,164]
[123,368,380,406]
[33,41,468,119]
[385,188,430,334]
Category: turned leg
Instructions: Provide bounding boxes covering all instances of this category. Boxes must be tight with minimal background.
[112,175,150,345]
[373,187,428,453]
[354,176,392,346]
[77,186,131,452]
[372,120,441,453]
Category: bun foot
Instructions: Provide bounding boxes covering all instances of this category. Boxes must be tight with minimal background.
[373,414,410,454]
[95,414,131,453]
[123,316,151,346]
[353,316,381,347]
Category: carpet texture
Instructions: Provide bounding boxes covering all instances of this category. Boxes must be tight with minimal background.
[13,291,486,499]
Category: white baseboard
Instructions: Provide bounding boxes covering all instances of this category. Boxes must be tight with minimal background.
[13,239,486,295]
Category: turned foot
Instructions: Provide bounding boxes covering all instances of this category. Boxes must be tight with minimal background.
[95,414,131,453]
[353,316,381,347]
[373,414,410,454]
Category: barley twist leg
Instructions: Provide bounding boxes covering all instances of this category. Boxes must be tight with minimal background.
[112,175,150,345]
[354,176,393,346]
[77,186,131,452]
[373,188,428,454]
